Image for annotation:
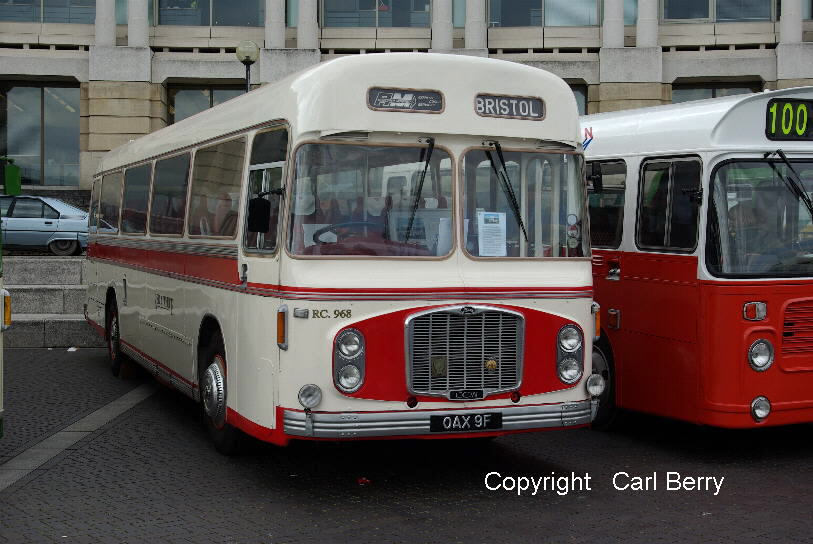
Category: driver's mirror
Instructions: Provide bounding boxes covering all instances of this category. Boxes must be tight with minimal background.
[247,197,271,233]
[588,162,603,193]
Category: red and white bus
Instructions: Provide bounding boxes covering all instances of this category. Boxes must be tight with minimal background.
[85,53,603,453]
[583,88,813,428]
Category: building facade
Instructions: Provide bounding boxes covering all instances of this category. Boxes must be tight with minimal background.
[0,0,812,193]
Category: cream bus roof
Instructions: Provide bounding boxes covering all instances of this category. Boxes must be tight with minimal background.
[580,87,813,158]
[98,53,580,174]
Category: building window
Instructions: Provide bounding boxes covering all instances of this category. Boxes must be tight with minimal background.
[453,0,465,27]
[287,0,298,26]
[115,0,155,25]
[156,0,264,26]
[168,85,245,124]
[322,0,430,28]
[570,84,587,115]
[0,84,80,186]
[663,0,774,22]
[672,83,760,103]
[488,0,600,27]
[0,0,95,23]
[624,0,637,25]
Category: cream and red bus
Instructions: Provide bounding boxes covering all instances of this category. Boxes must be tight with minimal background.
[583,88,813,428]
[85,53,603,453]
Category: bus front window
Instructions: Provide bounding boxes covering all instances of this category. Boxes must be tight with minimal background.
[707,160,813,277]
[288,143,453,257]
[462,148,588,258]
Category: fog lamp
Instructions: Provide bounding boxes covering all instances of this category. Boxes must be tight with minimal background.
[586,373,606,397]
[751,396,771,422]
[298,384,322,409]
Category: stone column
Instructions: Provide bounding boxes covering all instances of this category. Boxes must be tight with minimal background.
[602,0,624,49]
[127,0,149,48]
[636,0,658,48]
[297,0,319,49]
[265,0,286,49]
[431,0,453,50]
[94,0,116,47]
[464,0,486,50]
[780,0,803,44]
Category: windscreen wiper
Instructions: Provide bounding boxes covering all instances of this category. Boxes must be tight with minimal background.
[764,149,813,220]
[484,140,528,242]
[404,137,434,243]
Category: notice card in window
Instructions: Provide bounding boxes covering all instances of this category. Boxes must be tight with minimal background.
[477,211,507,257]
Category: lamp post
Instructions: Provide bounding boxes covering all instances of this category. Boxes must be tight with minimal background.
[236,40,260,94]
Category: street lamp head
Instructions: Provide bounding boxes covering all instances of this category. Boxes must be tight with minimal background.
[236,40,260,66]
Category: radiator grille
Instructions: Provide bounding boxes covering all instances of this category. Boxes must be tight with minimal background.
[783,300,813,355]
[407,307,524,398]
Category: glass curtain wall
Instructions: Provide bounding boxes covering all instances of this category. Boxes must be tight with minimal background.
[0,0,95,23]
[488,0,603,27]
[0,84,80,186]
[672,84,760,103]
[168,86,245,124]
[323,0,431,28]
[663,0,774,21]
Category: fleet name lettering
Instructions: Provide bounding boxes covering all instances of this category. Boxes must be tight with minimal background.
[476,94,544,120]
[155,294,174,314]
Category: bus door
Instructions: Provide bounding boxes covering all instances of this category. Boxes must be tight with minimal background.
[234,128,288,418]
[618,156,703,419]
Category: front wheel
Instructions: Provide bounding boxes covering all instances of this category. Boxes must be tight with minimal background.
[49,239,79,256]
[591,339,618,430]
[200,335,243,455]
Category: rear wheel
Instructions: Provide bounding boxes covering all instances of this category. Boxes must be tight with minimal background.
[106,298,123,377]
[591,338,617,430]
[200,334,242,455]
[49,239,78,256]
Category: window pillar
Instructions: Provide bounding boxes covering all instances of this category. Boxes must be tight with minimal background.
[464,0,486,49]
[636,0,658,48]
[297,0,318,49]
[602,0,624,49]
[128,0,149,48]
[95,0,116,47]
[432,0,453,50]
[265,0,286,49]
[780,0,803,44]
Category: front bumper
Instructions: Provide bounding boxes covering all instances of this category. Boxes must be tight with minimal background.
[283,399,596,439]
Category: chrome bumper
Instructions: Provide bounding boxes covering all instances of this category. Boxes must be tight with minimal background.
[284,399,596,439]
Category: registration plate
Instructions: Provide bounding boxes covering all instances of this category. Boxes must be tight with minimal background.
[430,412,503,432]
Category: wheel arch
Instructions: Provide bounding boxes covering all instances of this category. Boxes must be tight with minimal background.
[196,314,226,385]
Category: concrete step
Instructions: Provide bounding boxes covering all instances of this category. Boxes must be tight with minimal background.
[6,314,104,349]
[6,285,86,315]
[3,256,85,286]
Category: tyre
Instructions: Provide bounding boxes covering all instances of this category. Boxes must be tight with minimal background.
[200,334,243,455]
[49,239,79,256]
[591,338,618,430]
[106,298,123,377]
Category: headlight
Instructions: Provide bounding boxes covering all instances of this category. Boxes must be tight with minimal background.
[751,396,771,422]
[558,357,583,384]
[337,364,362,392]
[748,339,774,371]
[558,325,583,352]
[298,384,322,409]
[586,373,605,397]
[337,330,363,359]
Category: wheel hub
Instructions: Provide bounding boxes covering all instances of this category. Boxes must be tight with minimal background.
[202,358,227,428]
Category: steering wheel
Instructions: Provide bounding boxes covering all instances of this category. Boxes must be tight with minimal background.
[312,221,381,244]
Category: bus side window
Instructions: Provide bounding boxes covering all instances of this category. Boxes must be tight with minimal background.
[150,153,191,236]
[637,158,701,251]
[587,160,626,249]
[121,164,151,234]
[89,177,101,234]
[99,171,123,234]
[188,137,246,238]
[244,128,288,252]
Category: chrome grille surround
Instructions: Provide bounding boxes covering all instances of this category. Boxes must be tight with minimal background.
[405,305,525,400]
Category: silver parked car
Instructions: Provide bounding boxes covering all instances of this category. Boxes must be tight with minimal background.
[0,195,88,256]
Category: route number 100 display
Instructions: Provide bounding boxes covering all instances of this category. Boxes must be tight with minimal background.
[766,98,813,141]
